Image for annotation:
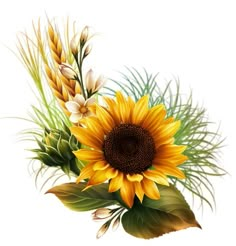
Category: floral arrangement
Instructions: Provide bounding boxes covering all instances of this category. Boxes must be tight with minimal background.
[16,18,226,239]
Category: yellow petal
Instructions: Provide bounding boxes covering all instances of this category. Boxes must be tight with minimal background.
[93,161,110,171]
[141,104,166,130]
[73,149,104,161]
[76,162,94,183]
[116,92,131,123]
[131,95,149,125]
[142,178,160,200]
[127,96,135,109]
[155,137,175,149]
[96,105,115,134]
[155,120,181,139]
[156,145,187,158]
[87,170,108,186]
[105,167,118,179]
[126,173,143,182]
[164,117,175,124]
[84,116,105,141]
[154,165,186,179]
[108,172,124,192]
[70,126,102,149]
[134,182,144,203]
[153,154,188,166]
[103,96,121,125]
[152,121,181,147]
[143,169,169,186]
[120,178,135,208]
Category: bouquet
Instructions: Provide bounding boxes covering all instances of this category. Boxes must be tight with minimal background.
[16,17,226,239]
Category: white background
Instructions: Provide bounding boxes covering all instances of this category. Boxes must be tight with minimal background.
[0,0,235,245]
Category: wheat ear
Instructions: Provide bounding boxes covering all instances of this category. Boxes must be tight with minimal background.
[44,64,70,116]
[47,23,80,97]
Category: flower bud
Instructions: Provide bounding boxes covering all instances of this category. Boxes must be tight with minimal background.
[59,63,77,79]
[96,222,109,239]
[70,33,79,55]
[92,208,112,220]
[83,44,92,58]
[85,69,95,92]
[80,26,89,44]
[112,216,120,231]
[85,70,106,94]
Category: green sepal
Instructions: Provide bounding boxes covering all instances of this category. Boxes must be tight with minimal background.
[122,185,201,239]
[46,183,119,211]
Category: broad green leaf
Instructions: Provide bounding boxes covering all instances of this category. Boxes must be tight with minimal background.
[122,185,200,239]
[46,183,118,211]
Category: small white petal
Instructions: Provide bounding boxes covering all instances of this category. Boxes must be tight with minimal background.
[74,94,85,105]
[65,101,80,113]
[85,97,96,106]
[69,113,82,123]
[95,75,106,91]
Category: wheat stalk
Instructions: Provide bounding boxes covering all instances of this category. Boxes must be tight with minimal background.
[47,22,80,97]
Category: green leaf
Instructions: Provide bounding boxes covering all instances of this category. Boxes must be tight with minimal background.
[122,185,201,239]
[46,183,118,211]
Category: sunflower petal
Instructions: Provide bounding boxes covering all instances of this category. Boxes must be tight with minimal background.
[156,145,187,158]
[105,167,118,179]
[116,91,131,123]
[142,178,160,200]
[134,182,144,203]
[154,120,181,140]
[108,172,124,192]
[84,116,105,141]
[70,127,102,149]
[141,104,166,130]
[103,96,121,124]
[126,173,143,182]
[120,177,135,208]
[131,95,149,125]
[154,165,186,179]
[73,149,103,161]
[143,169,169,186]
[127,96,135,109]
[93,161,109,171]
[153,154,188,166]
[76,162,94,183]
[87,171,108,186]
[96,105,115,133]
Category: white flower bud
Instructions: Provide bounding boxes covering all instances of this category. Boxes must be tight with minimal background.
[84,44,92,57]
[96,222,109,239]
[70,33,79,55]
[112,216,120,231]
[85,70,106,94]
[92,208,112,220]
[80,26,89,44]
[85,69,95,92]
[59,63,77,79]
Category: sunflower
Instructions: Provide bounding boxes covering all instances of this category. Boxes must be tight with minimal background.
[71,92,187,208]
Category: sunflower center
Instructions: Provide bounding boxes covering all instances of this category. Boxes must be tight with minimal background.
[103,124,155,174]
